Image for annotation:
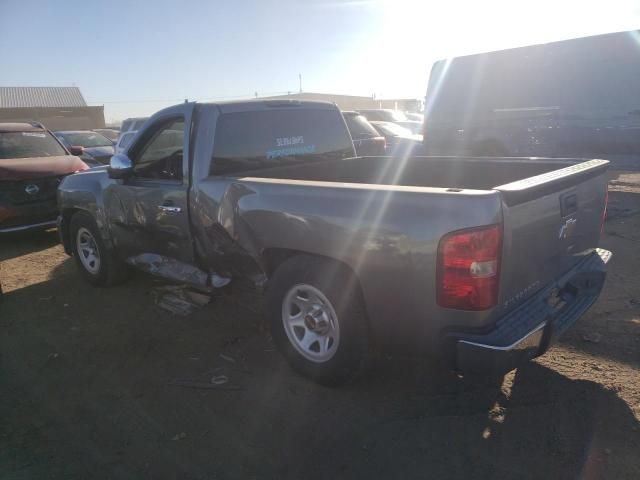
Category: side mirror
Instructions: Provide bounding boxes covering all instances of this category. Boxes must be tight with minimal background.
[69,145,84,156]
[108,153,133,179]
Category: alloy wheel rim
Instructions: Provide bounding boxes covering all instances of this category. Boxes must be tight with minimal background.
[282,284,340,363]
[76,227,101,274]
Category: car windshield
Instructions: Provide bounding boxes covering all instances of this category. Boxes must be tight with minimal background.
[0,131,67,159]
[387,110,408,122]
[59,131,113,148]
[344,114,379,138]
[374,122,413,137]
[95,129,119,141]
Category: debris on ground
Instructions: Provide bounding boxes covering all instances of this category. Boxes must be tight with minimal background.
[171,432,187,441]
[219,353,236,363]
[625,298,639,309]
[151,285,212,316]
[168,378,242,391]
[583,332,603,343]
[210,375,228,385]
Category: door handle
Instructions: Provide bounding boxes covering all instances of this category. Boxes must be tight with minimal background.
[158,205,182,214]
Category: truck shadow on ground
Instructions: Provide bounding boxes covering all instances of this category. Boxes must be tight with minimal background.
[0,228,59,262]
[557,188,640,369]
[1,269,638,479]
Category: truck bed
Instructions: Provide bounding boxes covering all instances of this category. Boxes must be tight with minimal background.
[220,155,609,351]
[233,156,581,191]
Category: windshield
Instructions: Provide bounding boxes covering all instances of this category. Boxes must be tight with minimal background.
[344,114,379,138]
[374,122,413,137]
[94,129,119,141]
[0,131,67,159]
[58,131,113,148]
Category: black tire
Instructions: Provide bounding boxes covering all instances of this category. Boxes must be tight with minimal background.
[266,255,370,385]
[69,211,129,287]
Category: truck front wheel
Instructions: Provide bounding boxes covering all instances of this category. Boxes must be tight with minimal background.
[69,212,128,287]
[266,256,370,385]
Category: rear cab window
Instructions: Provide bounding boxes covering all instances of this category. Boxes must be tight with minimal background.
[210,108,354,176]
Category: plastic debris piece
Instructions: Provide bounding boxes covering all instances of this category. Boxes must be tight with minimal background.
[210,375,228,385]
[171,432,187,441]
[151,284,212,316]
[184,290,212,307]
[219,353,236,363]
[168,379,242,391]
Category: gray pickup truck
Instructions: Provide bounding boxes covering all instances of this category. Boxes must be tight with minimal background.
[57,100,611,384]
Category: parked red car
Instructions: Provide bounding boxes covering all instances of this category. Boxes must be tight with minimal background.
[0,122,88,233]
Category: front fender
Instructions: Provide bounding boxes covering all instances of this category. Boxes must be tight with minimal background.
[57,168,115,250]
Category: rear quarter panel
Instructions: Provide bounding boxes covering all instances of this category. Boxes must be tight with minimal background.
[191,174,503,353]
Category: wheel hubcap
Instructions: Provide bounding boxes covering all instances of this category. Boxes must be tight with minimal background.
[282,284,340,363]
[76,227,101,274]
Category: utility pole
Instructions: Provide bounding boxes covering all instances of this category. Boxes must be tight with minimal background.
[299,73,302,93]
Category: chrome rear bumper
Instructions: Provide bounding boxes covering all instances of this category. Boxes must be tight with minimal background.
[453,248,612,374]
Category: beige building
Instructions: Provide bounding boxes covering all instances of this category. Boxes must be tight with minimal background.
[0,87,105,130]
[261,92,422,112]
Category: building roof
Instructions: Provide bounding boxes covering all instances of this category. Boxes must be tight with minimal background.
[0,87,87,108]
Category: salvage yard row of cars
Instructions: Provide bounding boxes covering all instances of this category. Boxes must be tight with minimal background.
[5,28,637,384]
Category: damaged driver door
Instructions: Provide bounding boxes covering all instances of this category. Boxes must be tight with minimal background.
[106,104,195,267]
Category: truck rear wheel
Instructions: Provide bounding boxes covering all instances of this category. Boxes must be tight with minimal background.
[69,211,128,287]
[266,255,370,385]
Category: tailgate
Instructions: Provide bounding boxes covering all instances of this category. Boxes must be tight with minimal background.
[495,159,609,314]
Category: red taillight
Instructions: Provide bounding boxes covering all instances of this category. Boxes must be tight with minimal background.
[600,188,608,234]
[437,224,502,311]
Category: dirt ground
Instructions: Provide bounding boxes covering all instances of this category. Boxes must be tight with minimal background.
[1,172,639,480]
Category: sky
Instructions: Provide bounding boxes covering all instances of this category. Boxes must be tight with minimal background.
[1,0,640,122]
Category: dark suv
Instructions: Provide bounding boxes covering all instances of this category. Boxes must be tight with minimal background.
[0,122,88,233]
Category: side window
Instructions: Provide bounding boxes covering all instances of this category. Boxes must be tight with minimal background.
[132,118,184,181]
